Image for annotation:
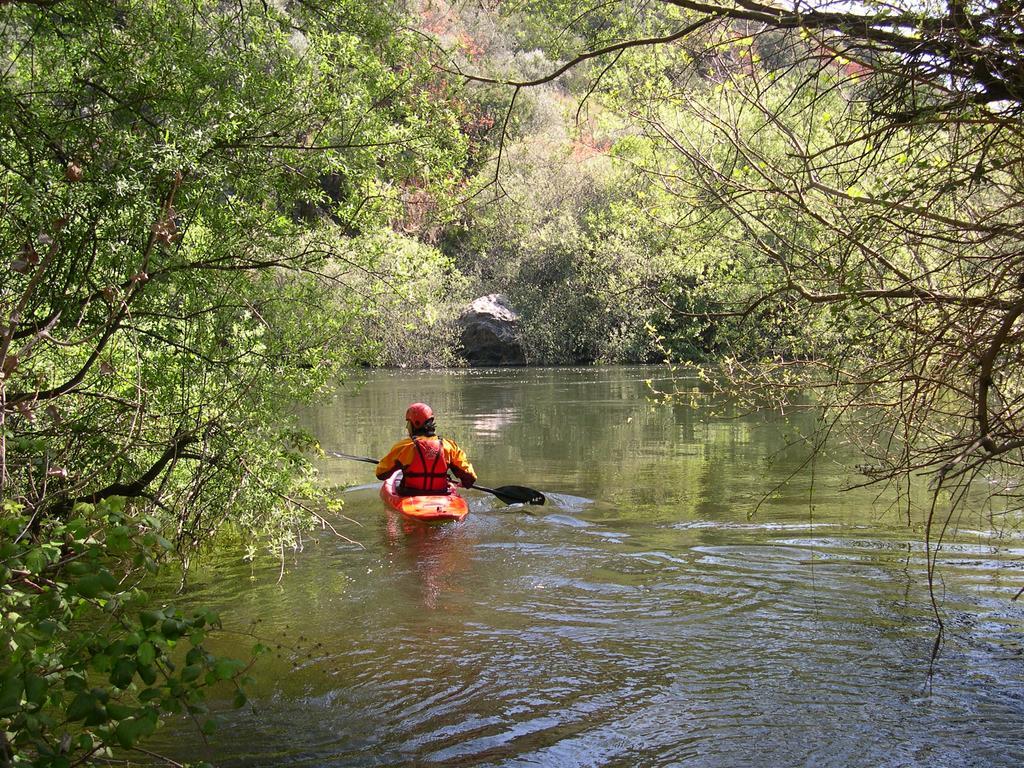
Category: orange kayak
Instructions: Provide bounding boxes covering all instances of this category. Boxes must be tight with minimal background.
[379,473,469,523]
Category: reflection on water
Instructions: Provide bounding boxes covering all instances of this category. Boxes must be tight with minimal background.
[382,512,478,610]
[472,407,520,436]
[148,367,1024,768]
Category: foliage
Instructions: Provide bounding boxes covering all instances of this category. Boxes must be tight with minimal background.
[454,0,1024,467]
[442,0,1024,617]
[0,0,465,761]
[452,131,674,364]
[1,496,260,766]
[431,2,823,366]
[336,231,470,368]
[605,11,1024,489]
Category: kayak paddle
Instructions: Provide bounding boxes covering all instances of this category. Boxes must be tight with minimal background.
[327,451,546,506]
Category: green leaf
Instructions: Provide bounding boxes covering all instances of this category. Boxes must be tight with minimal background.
[107,525,132,553]
[106,701,133,720]
[180,665,202,683]
[138,664,158,686]
[213,659,242,681]
[74,574,107,599]
[109,657,137,689]
[65,674,87,693]
[24,674,47,707]
[67,560,94,576]
[83,703,109,726]
[66,692,96,722]
[115,713,156,748]
[24,548,47,574]
[97,569,119,590]
[161,618,185,639]
[0,674,25,716]
[137,641,156,667]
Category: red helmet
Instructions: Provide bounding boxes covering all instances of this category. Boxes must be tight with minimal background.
[405,402,433,429]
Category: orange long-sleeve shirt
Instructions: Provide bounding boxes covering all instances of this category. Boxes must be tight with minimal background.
[375,436,477,486]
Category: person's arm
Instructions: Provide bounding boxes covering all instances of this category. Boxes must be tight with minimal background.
[444,439,477,488]
[375,440,410,480]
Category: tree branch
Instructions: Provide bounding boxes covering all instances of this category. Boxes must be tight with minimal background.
[57,429,198,513]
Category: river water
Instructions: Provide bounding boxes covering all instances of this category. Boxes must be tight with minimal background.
[154,367,1024,767]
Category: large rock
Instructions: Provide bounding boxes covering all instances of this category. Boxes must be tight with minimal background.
[458,294,527,366]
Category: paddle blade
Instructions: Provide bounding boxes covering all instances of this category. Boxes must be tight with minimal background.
[484,485,546,506]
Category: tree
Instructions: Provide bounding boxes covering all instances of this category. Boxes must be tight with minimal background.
[450,0,1024,624]
[0,0,465,762]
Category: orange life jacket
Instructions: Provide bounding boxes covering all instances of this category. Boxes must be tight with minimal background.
[400,436,450,495]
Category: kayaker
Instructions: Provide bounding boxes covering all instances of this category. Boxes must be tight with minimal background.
[375,402,477,495]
